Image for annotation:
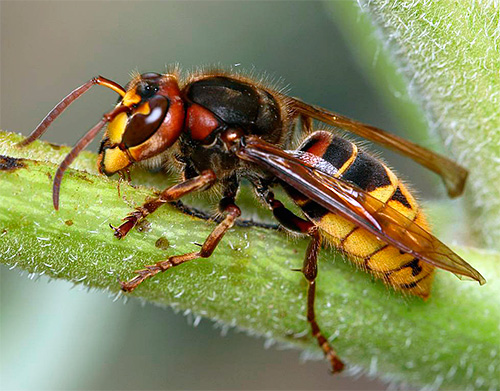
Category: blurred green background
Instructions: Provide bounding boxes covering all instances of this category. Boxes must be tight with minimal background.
[0,1,436,389]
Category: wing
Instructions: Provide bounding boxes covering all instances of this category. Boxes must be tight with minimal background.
[288,97,468,198]
[236,136,485,285]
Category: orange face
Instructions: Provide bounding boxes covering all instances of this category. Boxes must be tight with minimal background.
[98,72,185,176]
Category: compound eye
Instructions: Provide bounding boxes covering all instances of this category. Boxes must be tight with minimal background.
[122,95,169,148]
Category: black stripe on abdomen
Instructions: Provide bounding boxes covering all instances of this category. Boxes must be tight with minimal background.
[320,137,354,170]
[341,150,392,192]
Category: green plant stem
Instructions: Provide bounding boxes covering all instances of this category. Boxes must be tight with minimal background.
[0,130,498,389]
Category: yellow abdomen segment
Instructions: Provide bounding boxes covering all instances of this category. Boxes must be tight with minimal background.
[317,185,435,299]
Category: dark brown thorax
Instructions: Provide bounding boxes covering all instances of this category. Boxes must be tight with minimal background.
[179,75,287,179]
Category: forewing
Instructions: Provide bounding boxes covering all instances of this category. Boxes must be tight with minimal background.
[289,97,468,198]
[237,136,485,284]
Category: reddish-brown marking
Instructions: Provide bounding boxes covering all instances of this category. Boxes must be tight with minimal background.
[303,133,331,157]
[186,103,220,141]
[159,77,185,147]
[154,78,185,147]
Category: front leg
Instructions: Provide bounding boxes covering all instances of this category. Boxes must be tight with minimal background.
[120,198,241,292]
[111,170,216,239]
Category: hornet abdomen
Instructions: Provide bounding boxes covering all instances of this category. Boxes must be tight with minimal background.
[288,131,435,298]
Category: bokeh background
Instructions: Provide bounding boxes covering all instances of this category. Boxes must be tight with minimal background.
[1,1,436,389]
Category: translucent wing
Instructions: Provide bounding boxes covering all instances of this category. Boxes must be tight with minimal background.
[289,97,468,198]
[237,136,485,284]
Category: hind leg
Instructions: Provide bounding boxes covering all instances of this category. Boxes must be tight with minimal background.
[303,230,344,373]
[263,189,345,373]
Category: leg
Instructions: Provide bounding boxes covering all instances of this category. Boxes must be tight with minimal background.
[112,170,216,239]
[304,230,345,373]
[120,198,241,292]
[263,189,345,373]
[169,200,280,230]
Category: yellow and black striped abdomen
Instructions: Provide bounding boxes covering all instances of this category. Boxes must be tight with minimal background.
[290,131,435,298]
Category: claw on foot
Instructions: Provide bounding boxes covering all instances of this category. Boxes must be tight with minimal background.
[109,224,124,239]
[119,278,137,292]
[119,265,163,292]
[328,354,345,374]
[110,210,143,239]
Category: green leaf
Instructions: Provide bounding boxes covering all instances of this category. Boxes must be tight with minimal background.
[329,0,500,249]
[0,130,498,389]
